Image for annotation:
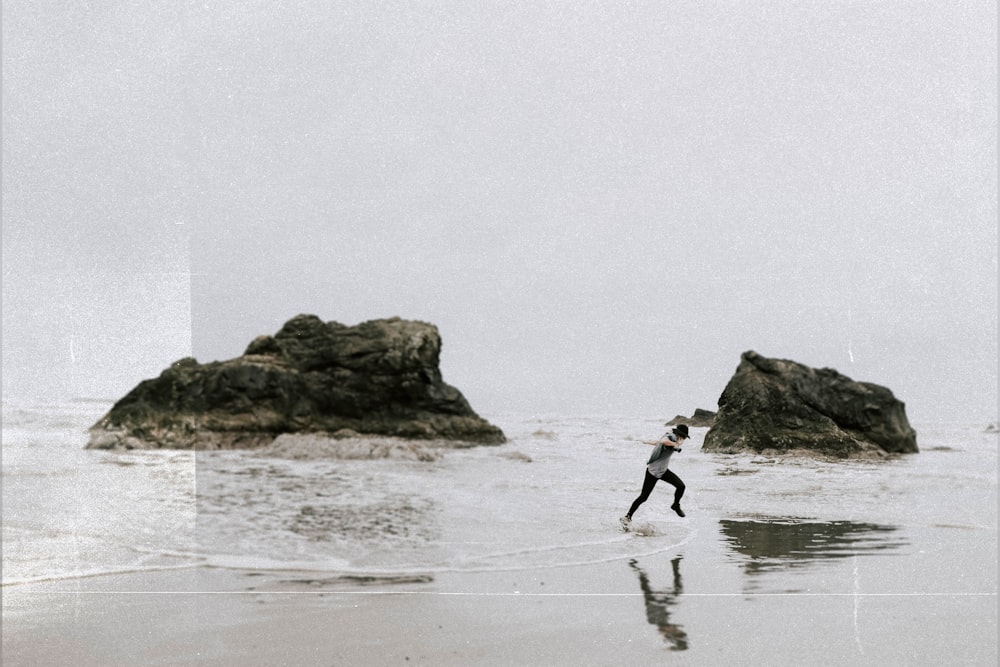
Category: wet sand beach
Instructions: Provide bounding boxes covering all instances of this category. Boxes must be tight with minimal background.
[4,516,995,666]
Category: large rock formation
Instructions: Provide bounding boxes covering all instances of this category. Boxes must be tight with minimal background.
[87,315,505,449]
[703,351,917,457]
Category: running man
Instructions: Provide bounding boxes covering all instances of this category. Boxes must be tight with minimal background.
[620,423,690,530]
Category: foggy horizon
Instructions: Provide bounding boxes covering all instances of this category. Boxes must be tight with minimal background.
[3,1,997,424]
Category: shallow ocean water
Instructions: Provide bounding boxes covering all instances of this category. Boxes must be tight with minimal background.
[2,400,997,662]
[3,402,995,582]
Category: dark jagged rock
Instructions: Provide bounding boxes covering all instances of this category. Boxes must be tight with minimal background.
[666,409,716,428]
[87,315,505,450]
[703,351,917,458]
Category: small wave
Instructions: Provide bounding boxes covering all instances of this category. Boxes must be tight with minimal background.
[1,562,203,587]
[184,523,700,581]
[376,521,701,577]
[428,527,699,575]
[201,554,353,573]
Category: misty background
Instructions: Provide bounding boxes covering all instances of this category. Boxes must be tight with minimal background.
[3,1,996,424]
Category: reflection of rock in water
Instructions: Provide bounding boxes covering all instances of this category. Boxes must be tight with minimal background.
[629,558,688,651]
[719,518,907,575]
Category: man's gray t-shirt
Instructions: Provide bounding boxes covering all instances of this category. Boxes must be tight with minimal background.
[646,435,678,478]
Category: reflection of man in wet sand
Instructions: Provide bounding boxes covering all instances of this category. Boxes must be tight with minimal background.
[629,557,688,651]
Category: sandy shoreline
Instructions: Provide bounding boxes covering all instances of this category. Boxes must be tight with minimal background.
[2,564,664,666]
[4,540,996,666]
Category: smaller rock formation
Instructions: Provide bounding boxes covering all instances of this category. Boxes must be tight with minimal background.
[703,351,917,457]
[666,409,717,428]
[87,315,505,449]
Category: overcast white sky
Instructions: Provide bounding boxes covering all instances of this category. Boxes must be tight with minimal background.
[3,1,997,423]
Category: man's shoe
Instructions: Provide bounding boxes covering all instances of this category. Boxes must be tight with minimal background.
[670,503,686,518]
